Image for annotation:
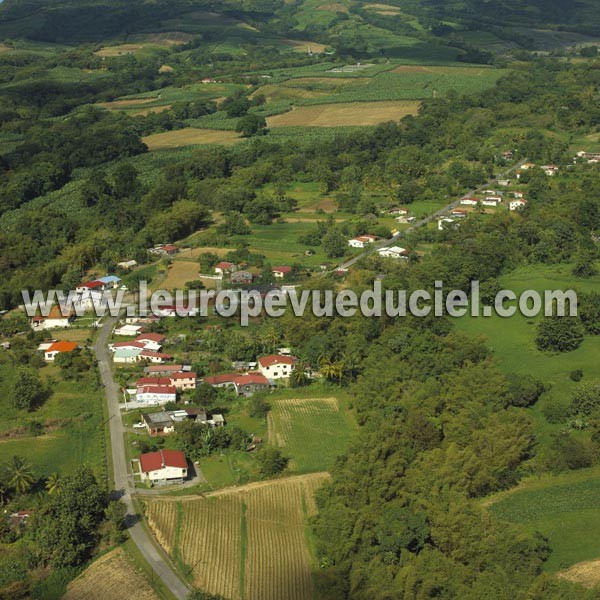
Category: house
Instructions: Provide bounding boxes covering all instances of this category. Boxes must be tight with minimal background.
[377,246,409,259]
[114,324,144,336]
[231,270,254,285]
[170,371,197,390]
[501,151,514,160]
[348,236,376,249]
[97,275,121,289]
[481,196,501,207]
[113,348,142,363]
[541,164,559,176]
[438,218,456,230]
[520,163,536,170]
[510,191,525,198]
[76,280,105,294]
[44,341,78,361]
[497,179,511,186]
[481,189,500,195]
[139,350,173,364]
[117,260,137,270]
[388,207,408,215]
[139,449,187,485]
[142,411,176,435]
[231,361,258,371]
[144,364,187,376]
[149,244,179,256]
[451,208,467,218]
[214,262,236,276]
[75,288,106,311]
[272,266,292,279]
[233,372,270,396]
[136,377,172,387]
[509,199,528,211]
[134,332,165,351]
[30,306,74,330]
[111,341,147,352]
[136,385,177,405]
[460,197,479,206]
[258,355,298,380]
[203,373,238,388]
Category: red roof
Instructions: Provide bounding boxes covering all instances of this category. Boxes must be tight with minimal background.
[81,280,104,289]
[171,372,196,380]
[161,245,178,252]
[147,364,183,372]
[258,354,297,368]
[216,261,234,270]
[136,377,171,387]
[112,341,146,349]
[234,372,269,386]
[138,385,177,395]
[272,266,292,274]
[140,449,187,473]
[32,306,74,321]
[47,341,77,353]
[204,373,238,385]
[134,333,165,343]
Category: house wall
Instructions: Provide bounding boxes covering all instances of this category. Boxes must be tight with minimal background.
[142,466,186,483]
[260,363,295,379]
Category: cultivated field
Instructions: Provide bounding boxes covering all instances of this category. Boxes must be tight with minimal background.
[94,44,148,57]
[267,100,420,127]
[97,97,159,110]
[63,548,159,600]
[144,473,329,600]
[282,39,328,53]
[159,259,201,290]
[142,127,242,150]
[267,396,355,472]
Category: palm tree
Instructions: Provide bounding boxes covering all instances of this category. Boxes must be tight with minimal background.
[5,456,35,495]
[0,482,7,506]
[45,473,61,495]
[318,355,343,385]
[290,368,308,388]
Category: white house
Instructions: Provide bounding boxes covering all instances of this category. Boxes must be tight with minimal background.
[113,348,142,363]
[97,275,121,289]
[44,341,78,361]
[541,164,559,176]
[139,449,187,485]
[438,218,456,230]
[460,197,479,206]
[481,196,501,207]
[509,199,528,211]
[136,385,177,404]
[75,280,106,294]
[134,332,165,352]
[139,350,173,364]
[348,235,377,248]
[272,266,292,278]
[30,306,74,330]
[258,355,298,380]
[451,209,467,218]
[388,207,408,215]
[377,246,408,259]
[117,260,137,270]
[114,324,144,336]
[110,341,147,353]
[214,262,236,276]
[497,179,511,186]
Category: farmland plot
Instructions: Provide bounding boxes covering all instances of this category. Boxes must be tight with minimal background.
[143,473,328,600]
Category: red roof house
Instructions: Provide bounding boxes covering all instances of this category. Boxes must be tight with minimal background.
[139,449,187,484]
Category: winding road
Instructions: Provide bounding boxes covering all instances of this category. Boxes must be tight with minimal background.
[94,315,190,600]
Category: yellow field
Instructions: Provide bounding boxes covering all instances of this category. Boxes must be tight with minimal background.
[51,328,93,343]
[558,559,600,588]
[63,548,159,600]
[97,97,159,110]
[317,3,349,12]
[143,128,242,150]
[282,39,328,53]
[158,259,200,290]
[267,100,420,128]
[95,44,148,57]
[144,473,329,600]
[365,3,402,13]
[285,76,370,88]
[250,84,327,101]
[0,44,10,53]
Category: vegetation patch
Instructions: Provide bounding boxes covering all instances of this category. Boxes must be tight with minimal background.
[142,127,243,150]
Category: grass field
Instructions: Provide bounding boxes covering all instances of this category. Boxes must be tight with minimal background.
[282,39,328,53]
[158,259,200,291]
[267,396,356,472]
[144,473,328,600]
[487,467,600,572]
[267,100,420,127]
[558,558,600,588]
[63,547,159,600]
[142,128,243,150]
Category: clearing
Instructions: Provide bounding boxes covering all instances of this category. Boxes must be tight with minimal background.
[158,259,200,290]
[267,395,356,472]
[63,547,158,600]
[282,39,329,53]
[142,128,242,150]
[558,558,600,588]
[267,100,420,127]
[143,473,329,600]
[97,97,159,110]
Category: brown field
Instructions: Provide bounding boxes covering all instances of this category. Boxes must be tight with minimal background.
[392,65,431,73]
[318,3,349,12]
[285,76,370,88]
[365,2,402,11]
[142,128,243,150]
[267,100,420,128]
[299,197,337,212]
[97,97,158,110]
[184,246,234,259]
[557,559,600,588]
[130,104,172,116]
[250,84,327,101]
[95,44,147,57]
[63,548,159,600]
[0,44,10,53]
[281,39,329,53]
[158,259,200,290]
[143,473,329,600]
[51,329,93,343]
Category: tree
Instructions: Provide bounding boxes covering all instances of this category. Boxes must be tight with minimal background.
[256,447,288,476]
[569,379,600,417]
[105,499,127,542]
[188,590,226,600]
[322,228,347,258]
[248,394,271,419]
[506,374,545,407]
[5,456,35,495]
[236,114,267,138]
[535,316,584,353]
[45,473,60,495]
[290,368,309,388]
[11,367,47,410]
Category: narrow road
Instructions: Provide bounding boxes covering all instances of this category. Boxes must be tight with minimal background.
[337,160,525,270]
[94,315,190,600]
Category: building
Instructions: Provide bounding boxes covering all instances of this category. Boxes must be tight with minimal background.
[111,341,147,352]
[134,332,165,351]
[114,324,144,337]
[258,355,298,380]
[97,275,121,289]
[203,373,238,389]
[44,341,78,361]
[272,266,292,279]
[541,164,559,176]
[438,218,456,231]
[136,385,177,405]
[509,199,528,211]
[214,262,236,276]
[149,244,179,256]
[233,372,270,396]
[348,236,376,249]
[388,207,408,215]
[481,196,501,207]
[142,408,223,435]
[497,179,511,186]
[451,209,467,218]
[30,306,74,330]
[113,348,142,363]
[76,280,105,294]
[460,197,479,206]
[144,364,187,376]
[170,371,197,390]
[139,449,187,485]
[377,246,409,259]
[231,270,254,285]
[139,350,173,364]
[117,260,137,270]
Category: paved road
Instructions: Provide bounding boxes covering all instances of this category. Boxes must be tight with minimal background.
[94,315,190,600]
[337,161,525,270]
